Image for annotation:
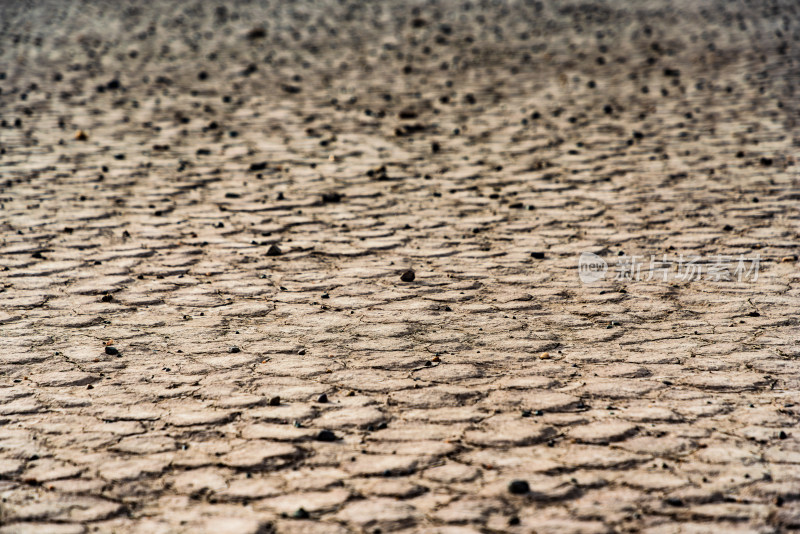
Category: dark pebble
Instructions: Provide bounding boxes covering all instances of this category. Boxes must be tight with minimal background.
[317,393,328,403]
[269,396,281,406]
[321,192,342,203]
[246,27,266,40]
[101,294,114,302]
[229,346,241,353]
[316,429,337,442]
[281,84,302,94]
[266,244,282,256]
[723,224,734,231]
[105,346,119,356]
[530,252,546,259]
[508,479,530,494]
[248,162,268,172]
[400,269,416,282]
[291,508,310,519]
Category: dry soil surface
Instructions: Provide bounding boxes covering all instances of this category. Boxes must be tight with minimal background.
[1,0,800,533]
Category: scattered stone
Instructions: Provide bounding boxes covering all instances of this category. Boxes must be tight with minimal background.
[530,251,546,259]
[291,507,310,519]
[269,396,281,406]
[508,479,530,494]
[398,108,418,120]
[321,192,342,203]
[246,27,267,40]
[317,393,329,403]
[316,429,337,442]
[229,346,241,353]
[248,162,269,172]
[104,346,119,356]
[539,352,550,360]
[266,244,282,256]
[75,130,88,141]
[400,270,416,282]
[367,165,388,180]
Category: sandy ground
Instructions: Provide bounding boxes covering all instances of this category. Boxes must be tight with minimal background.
[1,0,800,532]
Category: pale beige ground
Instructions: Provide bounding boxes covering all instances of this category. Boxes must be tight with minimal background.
[1,0,800,532]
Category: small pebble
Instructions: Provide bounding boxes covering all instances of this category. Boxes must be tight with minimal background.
[291,508,309,519]
[269,396,281,406]
[321,192,342,203]
[74,130,88,141]
[229,346,241,353]
[508,479,530,494]
[317,393,328,403]
[266,244,282,256]
[316,429,337,442]
[400,269,416,282]
[104,346,119,356]
[539,352,550,359]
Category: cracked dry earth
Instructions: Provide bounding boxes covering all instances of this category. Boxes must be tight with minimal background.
[1,0,800,533]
